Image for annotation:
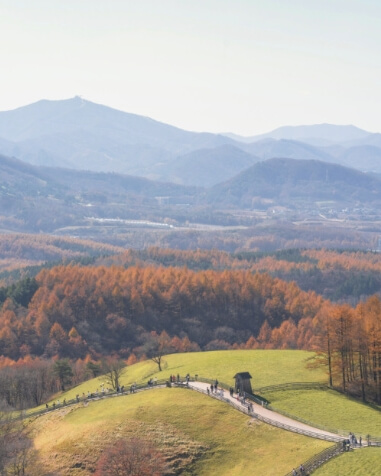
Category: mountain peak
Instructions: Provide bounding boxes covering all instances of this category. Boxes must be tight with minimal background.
[249,123,371,146]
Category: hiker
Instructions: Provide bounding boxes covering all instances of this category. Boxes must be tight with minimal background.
[299,464,305,474]
[292,469,297,476]
[45,403,49,409]
[207,387,210,395]
[359,436,362,447]
[210,384,214,393]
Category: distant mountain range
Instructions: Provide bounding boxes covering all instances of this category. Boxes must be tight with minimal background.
[2,148,381,237]
[225,123,373,146]
[1,98,381,186]
[0,152,200,234]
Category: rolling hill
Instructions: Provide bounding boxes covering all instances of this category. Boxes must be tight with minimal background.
[239,138,335,163]
[207,157,381,208]
[9,350,381,475]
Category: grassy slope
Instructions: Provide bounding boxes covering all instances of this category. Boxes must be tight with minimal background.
[27,350,380,475]
[262,389,381,437]
[42,350,379,438]
[28,389,330,476]
[314,448,381,476]
[67,349,326,402]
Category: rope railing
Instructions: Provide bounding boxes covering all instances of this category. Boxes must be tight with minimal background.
[11,375,381,448]
[255,382,329,393]
[6,374,378,476]
[255,382,381,445]
[284,443,344,476]
[188,383,343,442]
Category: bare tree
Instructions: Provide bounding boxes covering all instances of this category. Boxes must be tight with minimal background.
[101,358,126,390]
[141,331,173,372]
[0,400,35,476]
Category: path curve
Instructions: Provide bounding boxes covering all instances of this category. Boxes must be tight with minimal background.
[188,381,344,442]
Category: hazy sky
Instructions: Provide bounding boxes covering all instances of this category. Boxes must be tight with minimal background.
[1,0,380,135]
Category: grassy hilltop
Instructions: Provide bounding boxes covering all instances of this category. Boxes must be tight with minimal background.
[23,350,381,475]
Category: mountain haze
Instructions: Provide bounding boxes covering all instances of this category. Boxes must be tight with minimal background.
[228,124,372,146]
[0,97,235,177]
[150,144,259,186]
[208,158,381,208]
[1,97,381,184]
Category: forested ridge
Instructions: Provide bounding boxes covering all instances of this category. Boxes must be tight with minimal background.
[0,264,324,359]
[0,248,380,404]
[102,247,381,301]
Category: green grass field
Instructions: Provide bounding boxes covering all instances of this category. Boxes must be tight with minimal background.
[24,350,381,475]
[54,349,326,406]
[28,388,331,476]
[313,448,381,476]
[263,388,381,437]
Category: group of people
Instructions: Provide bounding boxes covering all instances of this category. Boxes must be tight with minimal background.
[169,373,191,383]
[208,379,219,394]
[292,464,305,475]
[344,432,362,449]
[208,384,224,397]
[45,398,67,409]
[205,381,255,413]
